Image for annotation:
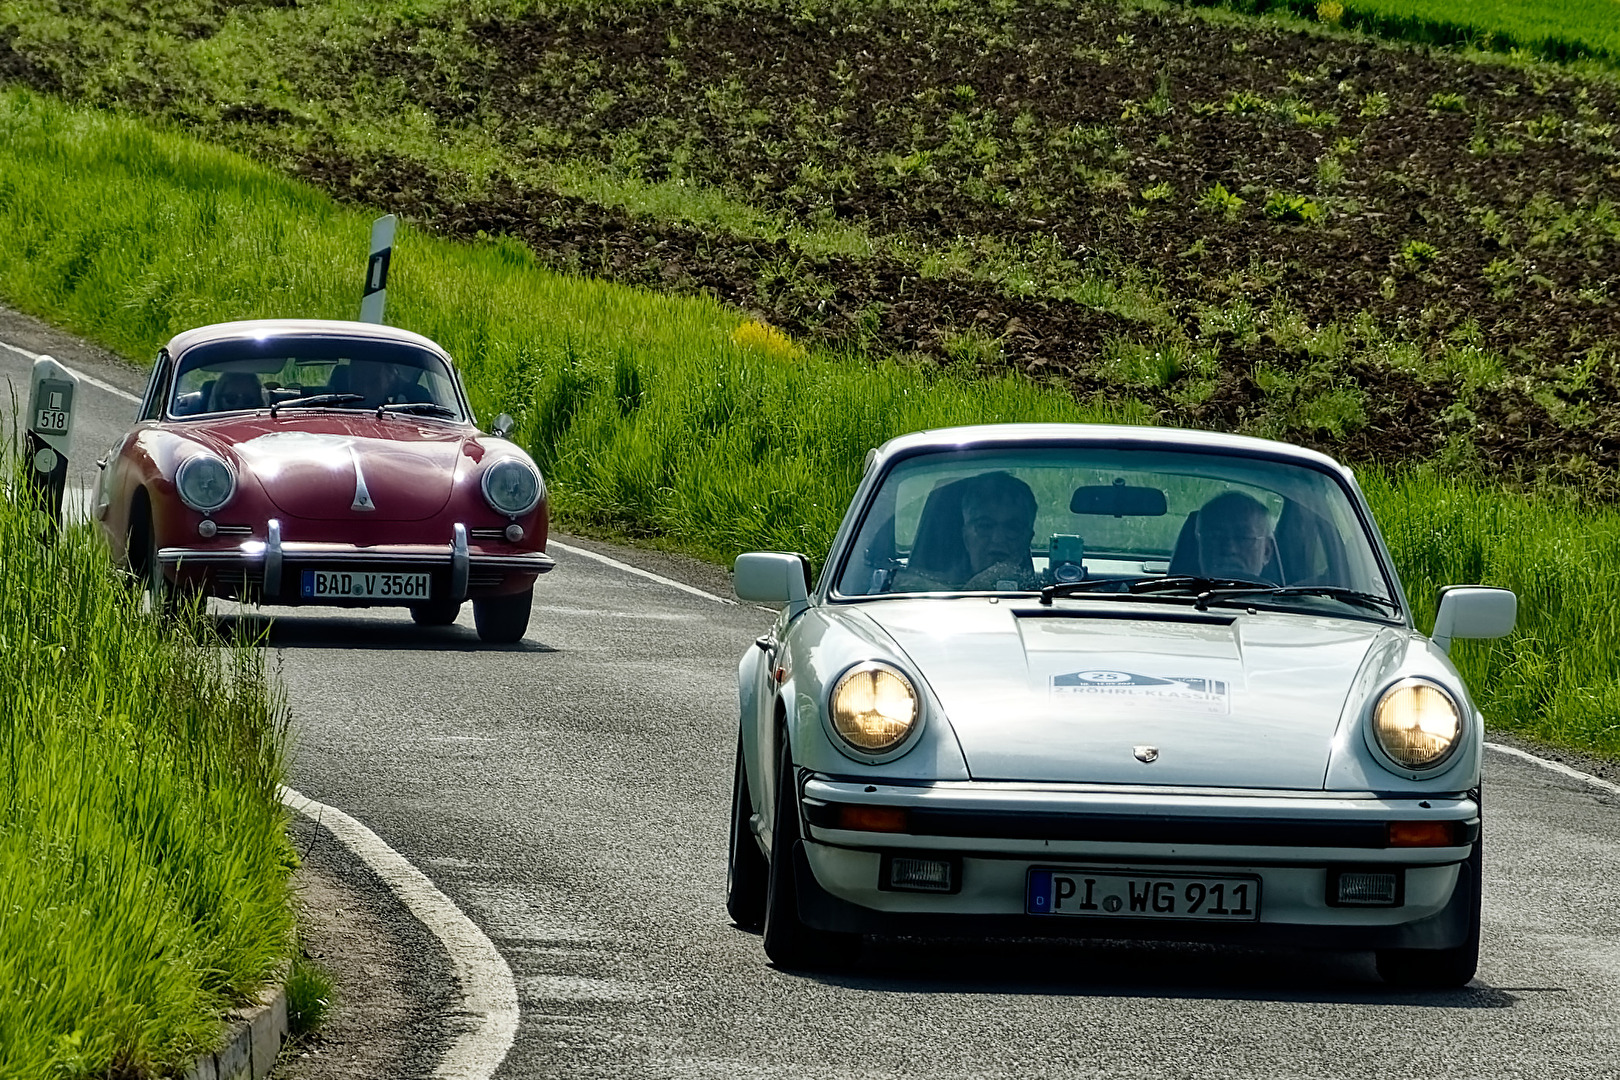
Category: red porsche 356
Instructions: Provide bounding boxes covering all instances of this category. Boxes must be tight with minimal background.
[96,319,554,642]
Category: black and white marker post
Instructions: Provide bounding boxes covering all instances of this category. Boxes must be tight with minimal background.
[24,356,78,527]
[359,214,397,324]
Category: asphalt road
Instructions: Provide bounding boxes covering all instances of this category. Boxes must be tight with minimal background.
[8,307,1620,1079]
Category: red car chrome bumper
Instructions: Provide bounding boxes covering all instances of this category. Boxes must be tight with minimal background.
[158,520,555,603]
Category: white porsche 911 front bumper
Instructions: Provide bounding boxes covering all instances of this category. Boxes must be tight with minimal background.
[793,777,1480,950]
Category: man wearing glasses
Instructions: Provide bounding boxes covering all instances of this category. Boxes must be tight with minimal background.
[1193,490,1278,583]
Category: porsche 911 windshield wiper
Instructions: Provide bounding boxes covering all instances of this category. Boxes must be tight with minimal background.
[270,392,363,417]
[1038,577,1151,605]
[1038,575,1271,606]
[376,402,457,419]
[1198,585,1401,616]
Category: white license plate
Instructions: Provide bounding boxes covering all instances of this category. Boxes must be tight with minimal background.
[1028,868,1260,921]
[301,570,431,600]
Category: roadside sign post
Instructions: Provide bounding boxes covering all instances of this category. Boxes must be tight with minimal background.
[359,214,397,324]
[25,356,77,526]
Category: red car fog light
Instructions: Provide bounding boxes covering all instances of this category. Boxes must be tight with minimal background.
[882,854,958,893]
[1330,868,1402,907]
[835,805,909,833]
[504,523,524,542]
[1388,821,1459,847]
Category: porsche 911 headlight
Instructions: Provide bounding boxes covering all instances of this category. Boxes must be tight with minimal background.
[481,458,543,516]
[830,662,919,754]
[176,454,235,514]
[1372,678,1462,770]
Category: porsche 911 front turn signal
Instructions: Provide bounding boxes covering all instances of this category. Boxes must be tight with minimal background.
[830,662,918,754]
[1372,678,1461,771]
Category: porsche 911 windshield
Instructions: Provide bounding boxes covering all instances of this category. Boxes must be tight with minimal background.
[168,338,465,421]
[835,446,1397,617]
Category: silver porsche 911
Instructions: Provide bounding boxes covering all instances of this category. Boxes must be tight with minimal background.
[726,424,1516,986]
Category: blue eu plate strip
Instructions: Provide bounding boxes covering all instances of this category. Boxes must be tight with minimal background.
[1028,870,1053,914]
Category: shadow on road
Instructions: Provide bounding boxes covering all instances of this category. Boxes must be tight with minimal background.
[213,611,559,653]
[792,937,1518,1008]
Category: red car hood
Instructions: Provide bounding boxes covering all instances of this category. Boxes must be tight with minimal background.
[190,415,468,522]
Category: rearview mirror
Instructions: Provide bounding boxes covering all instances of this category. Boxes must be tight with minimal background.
[1431,586,1516,653]
[734,552,811,613]
[491,412,515,439]
[1070,484,1167,517]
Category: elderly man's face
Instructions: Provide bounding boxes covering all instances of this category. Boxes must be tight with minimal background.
[1198,509,1273,578]
[962,491,1035,574]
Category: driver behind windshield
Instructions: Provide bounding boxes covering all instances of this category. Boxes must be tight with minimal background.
[344,360,417,408]
[893,471,1040,592]
[210,371,265,412]
[1194,491,1278,582]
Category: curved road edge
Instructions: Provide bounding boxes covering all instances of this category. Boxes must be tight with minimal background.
[280,787,519,1080]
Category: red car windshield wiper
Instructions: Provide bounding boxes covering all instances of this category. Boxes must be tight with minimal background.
[376,402,457,419]
[269,392,363,417]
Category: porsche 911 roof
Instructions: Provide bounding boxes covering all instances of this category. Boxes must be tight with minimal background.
[870,423,1350,476]
[164,319,452,360]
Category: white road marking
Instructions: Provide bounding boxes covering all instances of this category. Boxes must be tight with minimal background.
[0,337,142,403]
[548,538,738,605]
[1485,741,1620,798]
[281,786,518,1080]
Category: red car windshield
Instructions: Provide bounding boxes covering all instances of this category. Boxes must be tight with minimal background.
[170,338,466,421]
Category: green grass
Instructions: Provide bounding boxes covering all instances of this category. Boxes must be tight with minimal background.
[3,85,1620,760]
[0,475,293,1075]
[286,954,335,1039]
[1189,0,1620,65]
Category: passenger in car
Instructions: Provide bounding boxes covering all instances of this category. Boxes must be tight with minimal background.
[892,471,1040,592]
[210,371,266,412]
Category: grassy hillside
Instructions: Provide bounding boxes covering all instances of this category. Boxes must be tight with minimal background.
[2,85,1619,759]
[4,0,1620,493]
[0,474,293,1076]
[1194,0,1620,65]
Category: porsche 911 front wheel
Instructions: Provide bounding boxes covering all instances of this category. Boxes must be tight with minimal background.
[761,740,860,970]
[1376,837,1482,988]
[726,736,768,930]
[472,586,532,643]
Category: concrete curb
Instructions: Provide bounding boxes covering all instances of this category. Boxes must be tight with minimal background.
[183,978,290,1080]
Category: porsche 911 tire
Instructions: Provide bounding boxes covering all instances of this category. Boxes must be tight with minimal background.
[761,740,860,970]
[472,586,532,643]
[726,736,768,931]
[410,599,462,626]
[1376,838,1482,989]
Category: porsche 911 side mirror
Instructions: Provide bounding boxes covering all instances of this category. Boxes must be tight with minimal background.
[491,413,515,439]
[1431,586,1517,653]
[734,552,810,614]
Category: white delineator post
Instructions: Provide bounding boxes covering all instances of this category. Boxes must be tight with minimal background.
[25,356,78,526]
[359,213,398,324]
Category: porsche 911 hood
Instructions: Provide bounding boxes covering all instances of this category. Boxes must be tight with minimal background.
[857,600,1389,789]
[205,418,466,522]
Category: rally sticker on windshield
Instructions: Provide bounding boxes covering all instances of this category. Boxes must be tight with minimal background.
[1052,670,1230,714]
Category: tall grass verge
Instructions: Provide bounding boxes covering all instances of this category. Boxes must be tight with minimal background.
[0,475,293,1075]
[1,85,1618,756]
